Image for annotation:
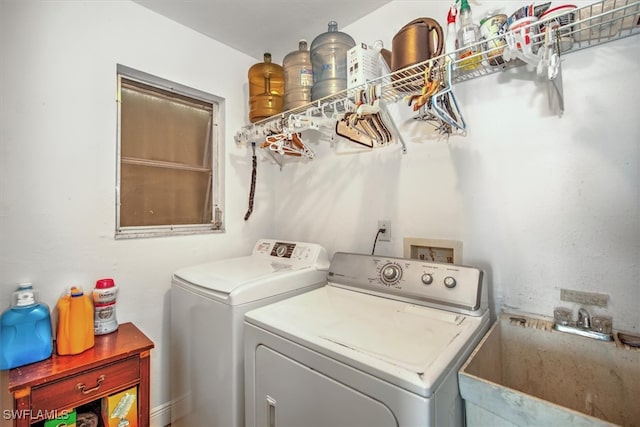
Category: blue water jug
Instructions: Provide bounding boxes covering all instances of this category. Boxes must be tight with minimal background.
[0,283,53,370]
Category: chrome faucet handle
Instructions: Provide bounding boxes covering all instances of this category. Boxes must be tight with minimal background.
[553,307,572,325]
[577,307,591,329]
[592,315,613,334]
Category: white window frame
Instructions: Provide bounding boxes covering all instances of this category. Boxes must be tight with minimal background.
[115,64,225,239]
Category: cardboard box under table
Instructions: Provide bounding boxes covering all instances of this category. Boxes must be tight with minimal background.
[102,387,137,427]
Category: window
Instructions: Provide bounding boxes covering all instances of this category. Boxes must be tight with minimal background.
[116,65,224,238]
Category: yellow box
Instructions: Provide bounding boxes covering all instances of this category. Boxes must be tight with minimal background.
[102,386,137,427]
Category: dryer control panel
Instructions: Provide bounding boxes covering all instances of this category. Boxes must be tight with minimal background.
[327,252,486,316]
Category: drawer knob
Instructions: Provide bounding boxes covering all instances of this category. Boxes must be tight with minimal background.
[76,375,106,394]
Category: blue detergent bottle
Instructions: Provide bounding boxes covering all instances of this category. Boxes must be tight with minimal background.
[0,283,53,370]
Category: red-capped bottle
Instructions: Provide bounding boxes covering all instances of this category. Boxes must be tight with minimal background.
[93,278,119,335]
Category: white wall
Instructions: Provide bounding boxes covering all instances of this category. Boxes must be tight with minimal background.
[270,1,640,332]
[1,0,639,423]
[0,1,275,424]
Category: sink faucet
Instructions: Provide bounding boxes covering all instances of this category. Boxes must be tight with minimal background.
[577,308,591,329]
[553,306,612,342]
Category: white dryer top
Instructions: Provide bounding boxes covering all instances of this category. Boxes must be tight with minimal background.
[244,285,489,396]
[172,239,329,305]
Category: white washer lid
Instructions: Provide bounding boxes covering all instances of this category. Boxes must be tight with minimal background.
[173,256,327,305]
[174,256,294,293]
[245,285,487,396]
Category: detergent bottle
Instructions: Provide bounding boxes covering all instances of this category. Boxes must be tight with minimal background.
[56,286,95,355]
[0,283,53,369]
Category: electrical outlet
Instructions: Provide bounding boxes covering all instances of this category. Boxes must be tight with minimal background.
[378,220,391,241]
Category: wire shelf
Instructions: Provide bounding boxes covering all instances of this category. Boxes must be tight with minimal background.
[235,0,640,145]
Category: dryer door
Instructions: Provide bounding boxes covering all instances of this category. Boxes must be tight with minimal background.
[253,345,398,427]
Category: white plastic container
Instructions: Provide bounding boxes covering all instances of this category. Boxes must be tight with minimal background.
[347,42,381,89]
[509,16,540,55]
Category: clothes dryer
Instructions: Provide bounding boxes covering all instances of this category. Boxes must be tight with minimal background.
[244,252,490,427]
[170,239,329,427]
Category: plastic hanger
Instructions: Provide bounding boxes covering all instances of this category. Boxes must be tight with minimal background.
[404,60,441,112]
[260,131,315,159]
[432,60,466,130]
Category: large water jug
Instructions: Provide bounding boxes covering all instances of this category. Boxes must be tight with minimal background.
[283,40,313,110]
[0,283,53,370]
[248,53,284,123]
[310,21,355,101]
[56,286,94,355]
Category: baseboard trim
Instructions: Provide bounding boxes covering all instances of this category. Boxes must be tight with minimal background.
[150,401,172,427]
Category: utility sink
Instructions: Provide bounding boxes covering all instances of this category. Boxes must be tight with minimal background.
[459,312,640,427]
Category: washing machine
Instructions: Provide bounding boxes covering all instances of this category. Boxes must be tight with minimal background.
[170,239,329,427]
[244,252,490,427]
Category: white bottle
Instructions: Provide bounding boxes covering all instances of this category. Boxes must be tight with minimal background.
[372,40,392,75]
[456,0,481,71]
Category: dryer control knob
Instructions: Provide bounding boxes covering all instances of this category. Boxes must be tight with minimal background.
[421,273,433,285]
[381,263,402,285]
[444,276,457,288]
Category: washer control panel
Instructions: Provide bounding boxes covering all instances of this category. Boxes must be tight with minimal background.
[271,242,296,258]
[252,239,330,268]
[328,252,485,314]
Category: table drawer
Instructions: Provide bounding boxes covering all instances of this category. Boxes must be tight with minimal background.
[31,356,140,413]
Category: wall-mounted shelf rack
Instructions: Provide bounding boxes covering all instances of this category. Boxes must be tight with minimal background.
[235,0,639,152]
